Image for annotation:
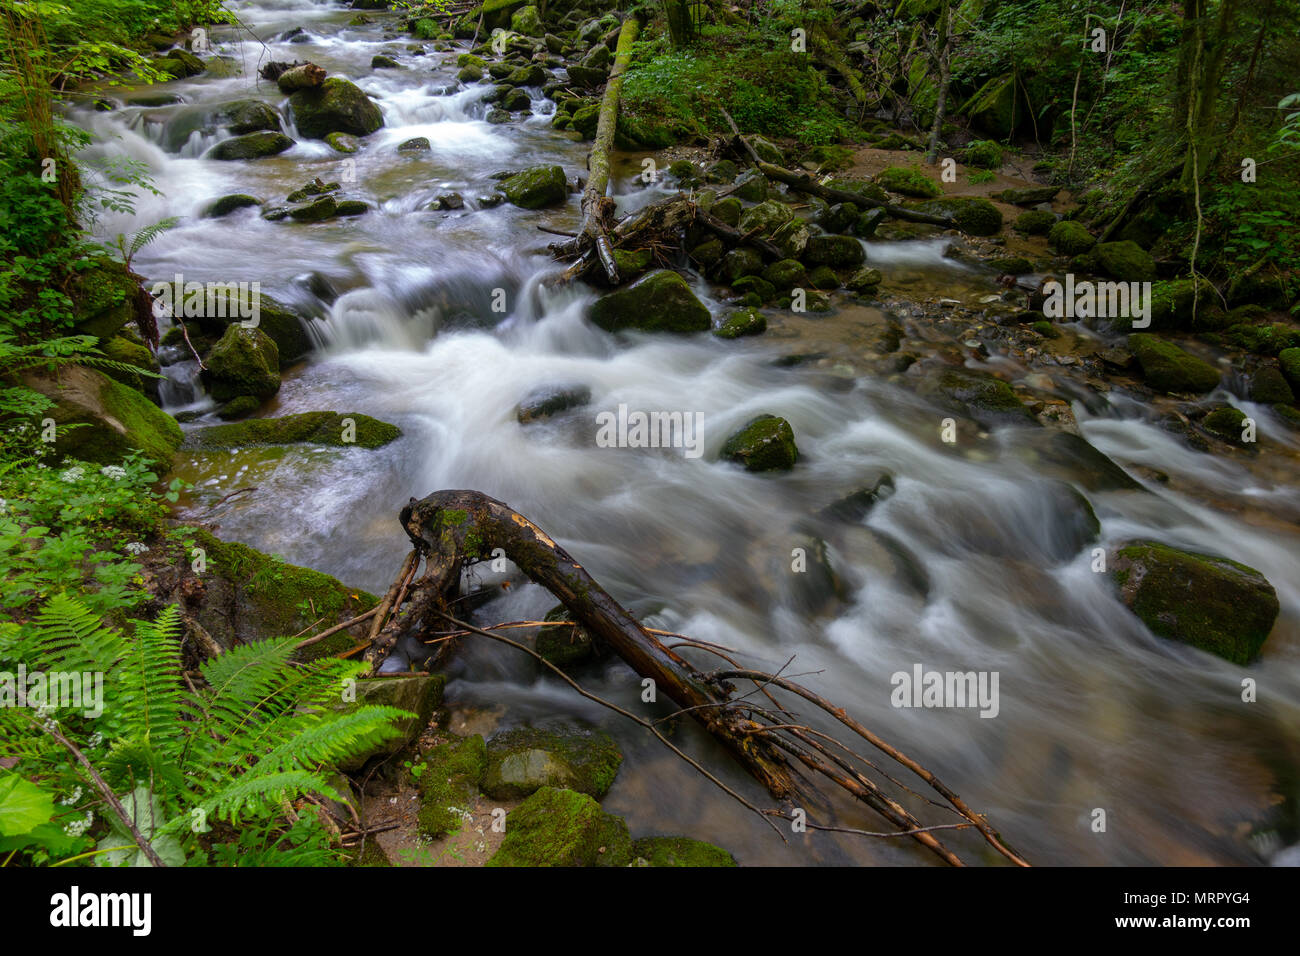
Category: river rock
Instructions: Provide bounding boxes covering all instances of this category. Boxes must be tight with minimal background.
[1048,219,1096,255]
[481,725,623,800]
[763,259,807,291]
[917,366,1035,426]
[588,270,711,333]
[371,54,401,69]
[516,384,591,423]
[506,63,548,87]
[737,199,793,238]
[996,185,1060,205]
[337,674,447,772]
[535,605,596,667]
[511,4,543,36]
[1075,240,1157,282]
[414,734,486,838]
[500,164,567,208]
[1128,334,1220,393]
[821,470,896,523]
[487,787,632,867]
[721,415,798,471]
[186,411,401,449]
[631,837,737,867]
[804,234,866,267]
[913,197,1003,236]
[207,131,293,160]
[289,77,384,138]
[70,259,139,339]
[714,307,766,339]
[1110,540,1279,664]
[202,325,281,401]
[1249,365,1294,404]
[716,247,763,284]
[205,193,261,217]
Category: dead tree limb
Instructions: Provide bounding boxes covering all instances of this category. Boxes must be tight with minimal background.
[365,490,1030,866]
[575,16,639,284]
[755,160,955,226]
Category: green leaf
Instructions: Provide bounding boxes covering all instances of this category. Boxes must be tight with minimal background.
[0,770,56,837]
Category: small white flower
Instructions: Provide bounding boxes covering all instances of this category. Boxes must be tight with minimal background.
[99,465,127,480]
[59,466,85,483]
[125,542,149,555]
[87,731,103,748]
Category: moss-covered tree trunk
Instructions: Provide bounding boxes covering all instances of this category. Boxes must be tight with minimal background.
[663,0,694,47]
[924,1,953,166]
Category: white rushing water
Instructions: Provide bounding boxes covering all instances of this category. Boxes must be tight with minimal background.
[73,0,1300,865]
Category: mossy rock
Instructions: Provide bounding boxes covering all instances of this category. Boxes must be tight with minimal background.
[689,238,725,267]
[710,196,743,227]
[1110,540,1279,664]
[762,259,807,291]
[1147,277,1217,331]
[770,219,812,260]
[914,197,1003,236]
[1202,405,1247,441]
[202,325,280,402]
[846,266,883,294]
[1047,219,1096,255]
[1250,366,1295,404]
[1075,240,1156,282]
[749,135,784,164]
[1279,347,1300,391]
[996,185,1059,205]
[506,63,548,87]
[1127,334,1220,394]
[415,734,486,838]
[184,528,378,658]
[917,367,1035,426]
[486,787,632,867]
[500,164,568,208]
[1224,323,1300,356]
[24,366,181,465]
[457,53,486,69]
[337,674,447,771]
[803,234,866,267]
[371,54,401,69]
[205,193,261,217]
[324,132,361,153]
[589,270,710,333]
[806,265,839,290]
[535,605,595,666]
[1226,271,1292,309]
[99,334,160,398]
[963,73,1019,138]
[610,248,651,280]
[876,166,941,198]
[732,275,774,302]
[569,103,600,137]
[963,140,1004,170]
[481,725,623,800]
[732,171,770,203]
[616,111,677,149]
[720,414,798,471]
[990,256,1034,275]
[714,307,767,339]
[70,259,139,339]
[1013,209,1056,235]
[186,411,401,449]
[217,395,261,419]
[208,131,293,160]
[737,199,793,238]
[289,77,384,139]
[631,836,737,867]
[510,5,544,36]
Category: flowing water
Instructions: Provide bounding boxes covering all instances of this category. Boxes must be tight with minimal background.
[72,0,1300,865]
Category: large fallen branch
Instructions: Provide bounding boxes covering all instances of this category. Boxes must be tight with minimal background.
[574,16,639,284]
[754,160,954,226]
[364,489,1029,867]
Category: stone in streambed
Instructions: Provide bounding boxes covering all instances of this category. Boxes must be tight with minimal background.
[516,384,591,423]
[207,131,293,160]
[588,270,710,333]
[202,325,280,402]
[414,734,486,838]
[481,725,622,800]
[487,787,632,867]
[337,674,447,772]
[917,366,1035,426]
[1128,333,1220,394]
[631,837,737,867]
[500,164,568,208]
[720,415,798,471]
[205,194,261,217]
[23,367,181,465]
[186,411,401,449]
[714,307,766,339]
[803,234,865,267]
[397,136,430,151]
[289,77,383,138]
[1110,540,1279,664]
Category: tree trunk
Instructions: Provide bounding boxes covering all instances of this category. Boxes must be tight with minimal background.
[925,2,953,166]
[663,0,694,48]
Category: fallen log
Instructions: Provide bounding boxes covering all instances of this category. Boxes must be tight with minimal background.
[364,489,1030,867]
[754,160,955,227]
[575,16,639,284]
[274,62,326,93]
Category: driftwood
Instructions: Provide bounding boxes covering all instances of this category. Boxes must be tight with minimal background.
[275,62,326,93]
[363,489,1029,867]
[573,16,639,283]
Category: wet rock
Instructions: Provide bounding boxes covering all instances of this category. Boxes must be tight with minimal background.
[288,195,338,221]
[486,108,511,124]
[713,307,767,339]
[716,247,763,283]
[1249,365,1294,404]
[731,275,774,302]
[762,259,807,291]
[207,131,293,160]
[457,64,483,82]
[516,384,591,423]
[1047,220,1096,255]
[917,366,1035,426]
[821,471,895,523]
[581,43,611,70]
[876,165,941,198]
[502,87,531,111]
[1280,347,1300,392]
[731,171,769,202]
[589,270,711,333]
[500,164,568,208]
[536,605,596,667]
[789,536,851,615]
[689,238,725,266]
[482,725,622,800]
[506,63,548,86]
[510,4,543,36]
[338,674,447,771]
[336,200,369,216]
[397,136,431,151]
[1014,209,1056,235]
[996,185,1060,205]
[721,415,798,471]
[804,235,865,267]
[846,266,883,294]
[914,197,1003,236]
[289,77,384,138]
[1110,541,1279,664]
[611,248,651,280]
[630,836,737,867]
[1075,240,1157,282]
[186,411,401,449]
[154,48,205,78]
[749,134,784,165]
[1202,405,1248,441]
[23,367,181,465]
[325,131,360,153]
[222,99,281,135]
[770,219,812,259]
[414,734,486,838]
[1128,334,1220,394]
[99,334,160,400]
[486,787,632,867]
[737,199,793,237]
[202,325,281,401]
[805,265,839,290]
[204,193,261,217]
[371,54,401,69]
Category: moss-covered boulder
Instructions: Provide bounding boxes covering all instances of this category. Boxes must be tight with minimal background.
[1250,365,1295,404]
[1279,347,1300,392]
[569,103,600,137]
[500,164,568,208]
[1147,276,1217,331]
[486,787,632,867]
[535,606,595,666]
[963,73,1019,138]
[414,734,486,837]
[826,177,890,206]
[205,193,261,217]
[737,199,793,238]
[182,290,312,366]
[846,266,884,294]
[876,166,941,198]
[481,725,623,800]
[631,836,737,867]
[24,366,181,465]
[506,63,548,87]
[1225,323,1300,355]
[337,674,446,771]
[914,197,1003,236]
[589,270,710,333]
[510,4,543,36]
[186,411,401,449]
[208,131,293,160]
[70,259,139,339]
[202,325,281,402]
[763,259,806,291]
[714,307,767,339]
[918,367,1034,426]
[1013,209,1056,235]
[1202,405,1247,441]
[1110,540,1279,664]
[1128,334,1220,394]
[1076,240,1157,282]
[515,385,591,424]
[289,78,384,138]
[1047,219,1096,255]
[720,415,798,471]
[99,333,160,399]
[803,234,866,267]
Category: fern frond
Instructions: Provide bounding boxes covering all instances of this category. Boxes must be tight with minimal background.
[112,606,186,759]
[254,706,411,776]
[125,216,178,262]
[27,593,125,675]
[199,769,339,824]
